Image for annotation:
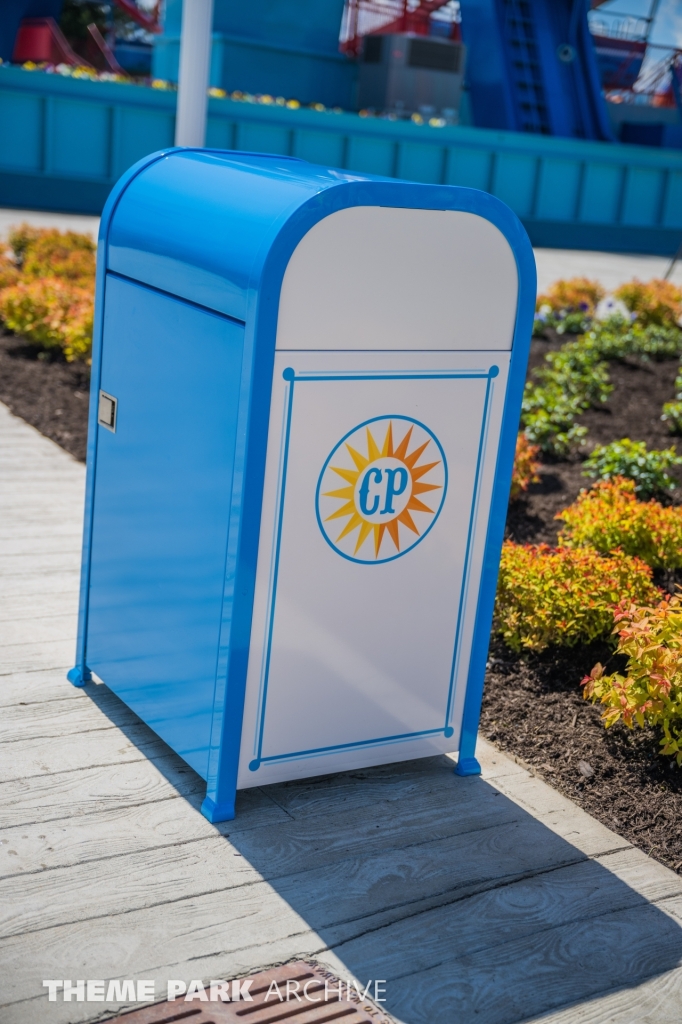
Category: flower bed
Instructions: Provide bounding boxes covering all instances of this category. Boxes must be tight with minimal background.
[3,255,682,873]
[0,224,95,362]
[0,224,95,457]
[495,278,682,874]
[1,60,456,128]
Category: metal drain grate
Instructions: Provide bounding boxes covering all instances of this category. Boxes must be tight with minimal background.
[113,963,385,1024]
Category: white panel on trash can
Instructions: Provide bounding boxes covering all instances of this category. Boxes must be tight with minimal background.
[238,348,509,788]
[275,207,518,351]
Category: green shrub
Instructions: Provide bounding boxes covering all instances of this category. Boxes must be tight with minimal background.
[662,400,682,435]
[586,320,682,361]
[522,338,611,455]
[661,362,682,434]
[557,477,682,569]
[627,323,682,359]
[533,315,550,338]
[535,310,592,336]
[555,310,592,335]
[495,541,660,652]
[583,594,682,765]
[524,309,682,457]
[537,340,612,404]
[522,384,587,456]
[582,438,682,498]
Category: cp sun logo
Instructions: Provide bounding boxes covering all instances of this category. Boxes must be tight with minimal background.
[316,416,447,564]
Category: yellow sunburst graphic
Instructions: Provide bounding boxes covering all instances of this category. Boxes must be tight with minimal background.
[317,417,447,563]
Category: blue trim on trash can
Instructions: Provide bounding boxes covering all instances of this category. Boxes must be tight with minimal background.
[70,148,183,690]
[455,209,537,777]
[68,149,535,821]
[200,175,535,820]
[246,387,495,773]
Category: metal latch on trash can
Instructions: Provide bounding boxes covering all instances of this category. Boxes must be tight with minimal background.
[98,391,117,432]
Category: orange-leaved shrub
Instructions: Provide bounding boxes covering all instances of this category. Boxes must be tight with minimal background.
[583,594,682,765]
[0,278,93,362]
[557,477,682,569]
[614,278,682,328]
[6,223,43,265]
[495,541,660,652]
[14,226,96,284]
[0,249,19,290]
[536,277,605,315]
[510,433,541,501]
[0,224,95,361]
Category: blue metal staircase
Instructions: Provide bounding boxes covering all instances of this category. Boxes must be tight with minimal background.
[459,0,613,141]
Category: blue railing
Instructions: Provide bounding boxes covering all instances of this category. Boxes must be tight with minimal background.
[1,64,681,253]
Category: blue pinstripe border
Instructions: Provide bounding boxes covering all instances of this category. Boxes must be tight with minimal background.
[249,364,498,771]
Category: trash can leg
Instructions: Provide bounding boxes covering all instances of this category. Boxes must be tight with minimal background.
[455,684,482,775]
[201,723,240,823]
[453,610,489,778]
[453,649,484,775]
[201,794,236,823]
[67,665,92,688]
[454,666,484,777]
[454,754,481,776]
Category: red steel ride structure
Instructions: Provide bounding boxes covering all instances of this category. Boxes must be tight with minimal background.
[341,0,460,56]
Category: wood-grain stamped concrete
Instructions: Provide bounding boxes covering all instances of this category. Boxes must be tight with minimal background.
[1,399,682,1024]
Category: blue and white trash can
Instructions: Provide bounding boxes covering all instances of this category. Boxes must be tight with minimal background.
[69,149,536,822]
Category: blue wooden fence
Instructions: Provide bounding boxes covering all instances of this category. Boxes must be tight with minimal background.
[1,64,682,253]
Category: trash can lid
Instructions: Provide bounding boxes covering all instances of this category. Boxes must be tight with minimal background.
[103,148,534,341]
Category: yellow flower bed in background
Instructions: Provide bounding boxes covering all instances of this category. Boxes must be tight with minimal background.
[536,276,605,316]
[614,278,682,328]
[0,277,93,362]
[0,224,95,361]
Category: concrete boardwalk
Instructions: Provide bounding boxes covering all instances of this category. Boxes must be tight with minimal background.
[2,399,682,1024]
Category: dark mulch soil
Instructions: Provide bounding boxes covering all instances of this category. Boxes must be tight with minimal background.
[2,324,682,872]
[0,329,90,461]
[498,336,682,874]
[507,338,682,549]
[480,637,682,874]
